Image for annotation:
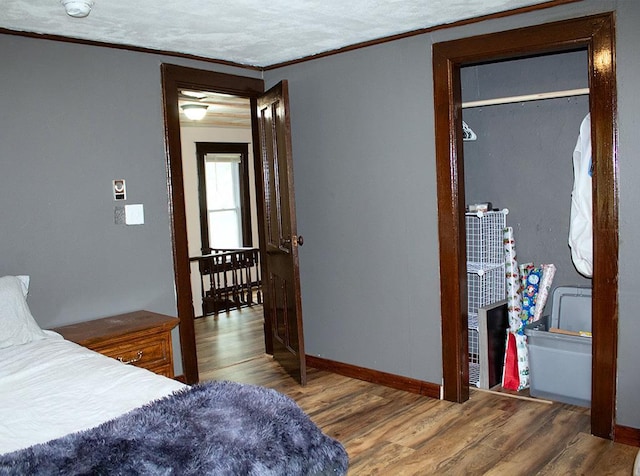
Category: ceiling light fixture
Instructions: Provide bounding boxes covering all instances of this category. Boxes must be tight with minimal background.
[181,104,209,121]
[61,0,95,18]
[181,90,208,100]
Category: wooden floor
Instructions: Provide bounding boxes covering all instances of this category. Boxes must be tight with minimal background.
[195,304,265,373]
[194,306,638,475]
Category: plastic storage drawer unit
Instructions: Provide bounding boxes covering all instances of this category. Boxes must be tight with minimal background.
[525,286,592,407]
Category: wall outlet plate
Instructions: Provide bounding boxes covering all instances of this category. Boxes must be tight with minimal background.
[114,206,125,225]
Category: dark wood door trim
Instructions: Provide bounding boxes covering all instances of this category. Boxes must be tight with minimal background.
[433,13,618,439]
[161,64,264,384]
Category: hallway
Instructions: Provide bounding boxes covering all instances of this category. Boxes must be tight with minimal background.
[194,304,264,380]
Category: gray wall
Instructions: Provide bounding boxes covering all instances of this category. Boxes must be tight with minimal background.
[1,0,638,429]
[462,50,592,305]
[269,38,441,381]
[612,0,640,432]
[0,34,260,375]
[267,0,640,428]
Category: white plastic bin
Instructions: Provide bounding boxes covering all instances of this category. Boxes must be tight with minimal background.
[525,286,592,407]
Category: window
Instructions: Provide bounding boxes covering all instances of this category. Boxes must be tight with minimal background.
[196,143,251,253]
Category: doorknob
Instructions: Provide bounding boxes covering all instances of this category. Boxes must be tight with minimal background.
[281,235,304,247]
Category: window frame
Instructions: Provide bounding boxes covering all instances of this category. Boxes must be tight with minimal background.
[196,142,252,253]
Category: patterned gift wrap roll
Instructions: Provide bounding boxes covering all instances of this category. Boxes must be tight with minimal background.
[515,333,530,390]
[519,263,534,294]
[532,264,556,323]
[520,266,543,330]
[504,227,521,332]
[503,226,526,390]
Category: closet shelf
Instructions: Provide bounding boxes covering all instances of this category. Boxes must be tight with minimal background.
[462,87,589,109]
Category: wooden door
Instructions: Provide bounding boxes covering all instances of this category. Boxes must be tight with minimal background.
[256,81,306,385]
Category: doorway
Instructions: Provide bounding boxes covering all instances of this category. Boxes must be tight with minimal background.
[433,13,617,439]
[161,65,265,384]
[180,100,264,374]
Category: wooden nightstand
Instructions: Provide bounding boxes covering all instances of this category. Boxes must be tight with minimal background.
[52,310,179,378]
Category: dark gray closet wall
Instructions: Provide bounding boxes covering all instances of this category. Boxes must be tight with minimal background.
[462,51,591,311]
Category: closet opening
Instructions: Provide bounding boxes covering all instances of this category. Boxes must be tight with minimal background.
[433,13,617,440]
[461,49,591,399]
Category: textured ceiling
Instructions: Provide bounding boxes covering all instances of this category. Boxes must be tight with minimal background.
[1,0,550,67]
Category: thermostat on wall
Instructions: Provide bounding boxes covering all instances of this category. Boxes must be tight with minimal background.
[113,179,126,200]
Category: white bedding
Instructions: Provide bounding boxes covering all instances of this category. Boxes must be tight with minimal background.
[0,334,185,455]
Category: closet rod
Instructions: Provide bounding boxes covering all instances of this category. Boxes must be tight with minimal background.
[462,87,589,109]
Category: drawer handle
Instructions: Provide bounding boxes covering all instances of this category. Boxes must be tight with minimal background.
[117,351,143,365]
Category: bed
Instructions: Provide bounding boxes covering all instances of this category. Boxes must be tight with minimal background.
[0,275,348,475]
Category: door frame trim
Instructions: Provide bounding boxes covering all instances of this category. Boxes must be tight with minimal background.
[161,64,265,383]
[433,13,618,439]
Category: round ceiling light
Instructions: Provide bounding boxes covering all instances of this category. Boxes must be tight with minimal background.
[61,0,95,18]
[181,104,209,121]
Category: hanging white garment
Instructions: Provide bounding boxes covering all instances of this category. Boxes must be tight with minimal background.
[569,113,593,277]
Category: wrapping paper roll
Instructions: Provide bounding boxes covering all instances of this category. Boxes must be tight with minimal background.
[515,334,530,390]
[533,264,556,322]
[501,232,557,390]
[503,226,529,390]
[520,267,543,329]
[504,227,521,332]
[519,263,534,293]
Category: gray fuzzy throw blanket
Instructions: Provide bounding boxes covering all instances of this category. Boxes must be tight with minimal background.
[0,381,348,475]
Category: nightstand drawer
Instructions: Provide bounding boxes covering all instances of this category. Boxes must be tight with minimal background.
[93,335,171,370]
[51,311,179,378]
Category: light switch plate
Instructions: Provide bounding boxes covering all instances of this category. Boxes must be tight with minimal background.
[125,204,144,225]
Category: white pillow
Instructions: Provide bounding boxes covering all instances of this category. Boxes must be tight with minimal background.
[15,275,29,297]
[0,275,49,349]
